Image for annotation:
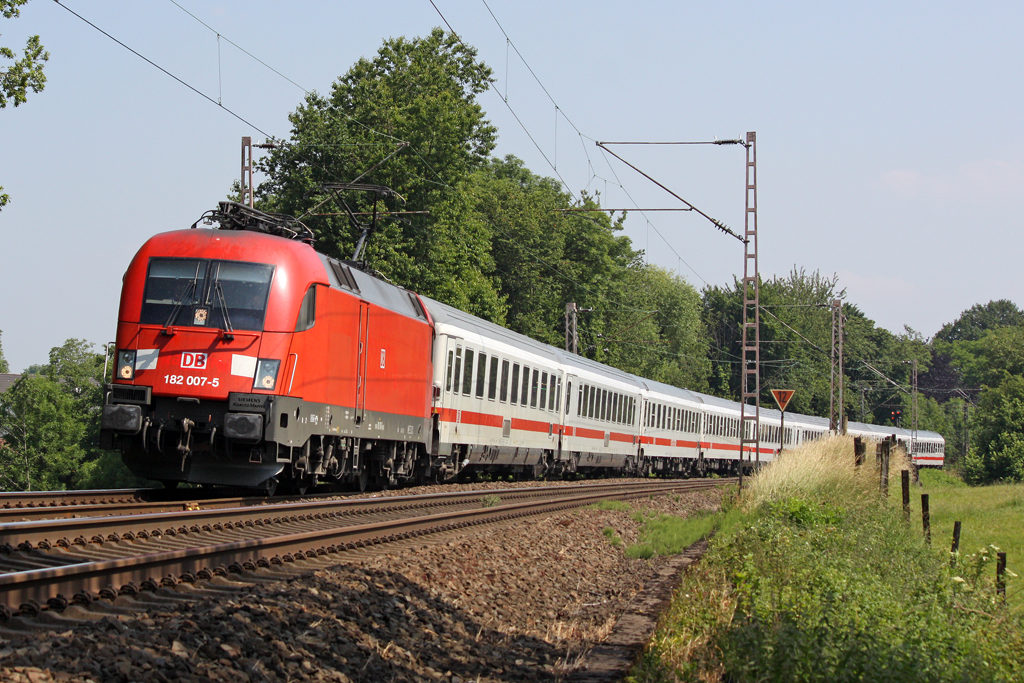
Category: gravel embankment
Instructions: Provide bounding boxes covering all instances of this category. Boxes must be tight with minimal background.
[0,483,722,683]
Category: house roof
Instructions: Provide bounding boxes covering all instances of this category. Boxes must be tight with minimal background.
[0,374,21,395]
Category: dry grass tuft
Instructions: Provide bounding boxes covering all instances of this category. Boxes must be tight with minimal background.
[743,435,911,510]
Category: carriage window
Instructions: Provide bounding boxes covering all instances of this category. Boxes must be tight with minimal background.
[580,384,588,416]
[510,363,520,405]
[445,350,455,392]
[555,378,562,413]
[488,356,499,400]
[521,366,531,406]
[499,360,510,402]
[540,372,549,411]
[589,386,597,419]
[530,369,539,408]
[475,353,487,398]
[566,381,573,414]
[462,349,475,395]
[452,349,463,394]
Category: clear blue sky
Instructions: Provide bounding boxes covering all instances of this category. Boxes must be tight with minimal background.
[2,0,1021,372]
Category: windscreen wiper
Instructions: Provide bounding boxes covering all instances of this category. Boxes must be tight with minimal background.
[213,279,234,340]
[163,278,198,332]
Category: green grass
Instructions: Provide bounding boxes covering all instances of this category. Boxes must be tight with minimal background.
[627,438,1024,683]
[589,499,632,513]
[624,510,725,559]
[590,499,727,557]
[918,468,1024,606]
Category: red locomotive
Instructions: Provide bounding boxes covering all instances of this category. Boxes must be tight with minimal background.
[101,202,438,494]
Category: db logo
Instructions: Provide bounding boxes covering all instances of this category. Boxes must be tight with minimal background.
[181,352,208,369]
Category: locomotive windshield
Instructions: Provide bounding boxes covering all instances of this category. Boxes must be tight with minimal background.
[140,257,275,331]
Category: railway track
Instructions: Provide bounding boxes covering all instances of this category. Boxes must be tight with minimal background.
[0,478,730,623]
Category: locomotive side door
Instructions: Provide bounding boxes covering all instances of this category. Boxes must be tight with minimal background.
[355,301,370,424]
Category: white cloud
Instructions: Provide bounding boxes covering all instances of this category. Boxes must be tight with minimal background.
[878,158,1024,200]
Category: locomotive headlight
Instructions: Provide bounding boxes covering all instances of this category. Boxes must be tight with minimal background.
[253,359,281,391]
[117,350,136,380]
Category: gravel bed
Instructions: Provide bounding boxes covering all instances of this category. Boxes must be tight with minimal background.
[0,483,722,683]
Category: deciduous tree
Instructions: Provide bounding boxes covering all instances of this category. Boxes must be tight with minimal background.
[0,329,9,373]
[257,28,504,321]
[1,0,48,210]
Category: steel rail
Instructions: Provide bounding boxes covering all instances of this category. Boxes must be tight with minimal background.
[0,480,715,550]
[0,489,152,509]
[0,480,729,614]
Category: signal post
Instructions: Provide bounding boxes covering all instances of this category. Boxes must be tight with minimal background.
[771,389,795,454]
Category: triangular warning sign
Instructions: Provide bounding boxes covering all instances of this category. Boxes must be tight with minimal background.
[771,389,795,412]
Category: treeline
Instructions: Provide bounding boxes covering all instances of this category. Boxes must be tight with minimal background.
[0,336,144,490]
[252,28,1020,484]
[1,29,1020,490]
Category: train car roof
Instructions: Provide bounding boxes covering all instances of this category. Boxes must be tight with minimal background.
[420,295,565,365]
[413,293,946,442]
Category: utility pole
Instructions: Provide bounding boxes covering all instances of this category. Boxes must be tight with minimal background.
[565,302,579,354]
[241,137,281,208]
[911,358,919,453]
[962,401,969,462]
[829,299,845,434]
[739,132,760,483]
[242,137,254,208]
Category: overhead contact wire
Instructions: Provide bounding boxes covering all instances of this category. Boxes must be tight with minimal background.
[54,0,273,137]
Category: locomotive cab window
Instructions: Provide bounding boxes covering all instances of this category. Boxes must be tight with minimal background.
[140,257,275,332]
[295,285,316,332]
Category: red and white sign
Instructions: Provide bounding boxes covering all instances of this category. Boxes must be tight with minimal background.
[181,352,208,369]
[771,389,795,412]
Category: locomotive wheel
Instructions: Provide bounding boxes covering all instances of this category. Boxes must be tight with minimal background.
[263,476,279,497]
[296,474,317,496]
[354,468,369,493]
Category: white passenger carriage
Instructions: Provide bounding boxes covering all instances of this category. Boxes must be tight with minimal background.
[421,294,944,479]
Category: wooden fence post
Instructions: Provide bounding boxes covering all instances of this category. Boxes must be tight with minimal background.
[902,470,910,521]
[880,439,890,497]
[854,437,865,468]
[950,521,961,568]
[921,493,930,545]
[997,552,1007,601]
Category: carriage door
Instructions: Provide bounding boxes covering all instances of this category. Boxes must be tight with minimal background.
[439,337,464,433]
[355,302,370,424]
[560,374,577,462]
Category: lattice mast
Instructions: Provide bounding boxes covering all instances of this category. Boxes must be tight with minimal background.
[739,132,760,472]
[829,299,845,433]
[911,358,919,450]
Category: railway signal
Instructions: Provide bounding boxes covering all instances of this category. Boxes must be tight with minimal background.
[771,389,795,454]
